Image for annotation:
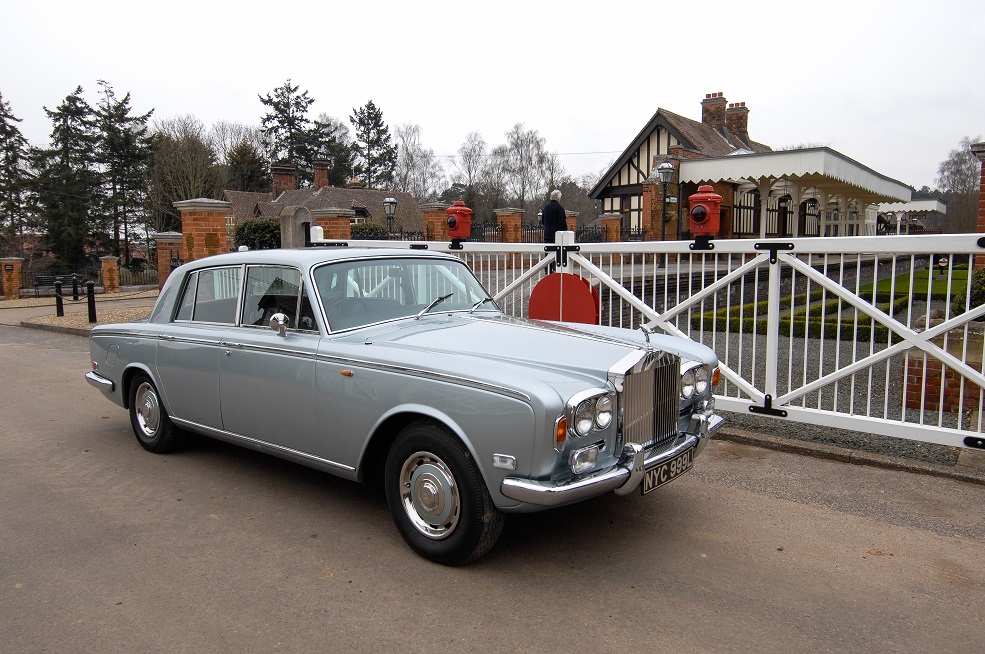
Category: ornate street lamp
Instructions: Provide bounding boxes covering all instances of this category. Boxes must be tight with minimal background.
[383,196,397,235]
[657,162,675,267]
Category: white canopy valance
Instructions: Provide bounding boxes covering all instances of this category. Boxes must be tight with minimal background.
[679,147,911,204]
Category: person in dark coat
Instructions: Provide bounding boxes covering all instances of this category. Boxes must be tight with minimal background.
[542,190,567,244]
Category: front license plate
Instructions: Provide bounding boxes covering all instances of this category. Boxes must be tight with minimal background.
[641,447,694,495]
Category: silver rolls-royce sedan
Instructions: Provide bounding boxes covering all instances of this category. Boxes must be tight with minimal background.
[86,248,723,564]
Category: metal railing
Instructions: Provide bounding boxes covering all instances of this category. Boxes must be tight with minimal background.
[313,232,985,450]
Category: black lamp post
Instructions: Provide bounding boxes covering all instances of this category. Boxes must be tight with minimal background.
[657,162,675,267]
[383,196,397,236]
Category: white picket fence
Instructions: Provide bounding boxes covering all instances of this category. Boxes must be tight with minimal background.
[317,232,985,451]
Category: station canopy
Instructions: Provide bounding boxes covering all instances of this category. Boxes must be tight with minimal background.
[679,146,912,207]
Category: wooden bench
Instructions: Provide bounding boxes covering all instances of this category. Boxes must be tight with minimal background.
[34,274,82,298]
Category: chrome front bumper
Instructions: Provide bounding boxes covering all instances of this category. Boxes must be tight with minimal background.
[501,412,724,507]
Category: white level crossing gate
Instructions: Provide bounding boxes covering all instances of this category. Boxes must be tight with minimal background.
[321,232,985,451]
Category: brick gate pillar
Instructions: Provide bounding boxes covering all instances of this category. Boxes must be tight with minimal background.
[153,232,183,291]
[100,256,120,294]
[172,198,233,263]
[495,208,525,269]
[310,208,354,240]
[1,257,24,301]
[565,211,579,233]
[421,202,451,241]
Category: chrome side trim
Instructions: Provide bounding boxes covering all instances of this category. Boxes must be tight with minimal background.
[312,353,531,403]
[85,371,115,393]
[169,417,356,473]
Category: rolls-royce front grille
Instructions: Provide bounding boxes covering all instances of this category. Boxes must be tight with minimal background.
[620,351,680,451]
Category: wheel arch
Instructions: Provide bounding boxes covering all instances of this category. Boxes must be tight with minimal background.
[121,364,160,410]
[358,407,483,488]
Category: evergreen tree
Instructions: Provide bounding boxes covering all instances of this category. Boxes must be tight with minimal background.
[30,86,100,268]
[96,81,153,264]
[259,80,315,184]
[0,91,30,255]
[350,100,397,189]
[226,139,271,192]
[309,113,354,187]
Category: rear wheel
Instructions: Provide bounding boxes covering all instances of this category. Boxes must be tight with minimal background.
[385,423,504,565]
[128,373,184,453]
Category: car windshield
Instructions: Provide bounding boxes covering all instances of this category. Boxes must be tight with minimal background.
[313,257,497,331]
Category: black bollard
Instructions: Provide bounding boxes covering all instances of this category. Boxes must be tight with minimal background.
[86,281,96,323]
[55,281,64,317]
[72,274,80,301]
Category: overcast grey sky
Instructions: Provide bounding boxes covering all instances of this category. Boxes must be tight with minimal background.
[4,0,983,191]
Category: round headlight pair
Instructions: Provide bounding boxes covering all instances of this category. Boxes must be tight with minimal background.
[573,395,613,437]
[681,365,710,399]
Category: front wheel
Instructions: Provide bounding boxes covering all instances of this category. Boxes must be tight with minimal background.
[385,423,504,565]
[128,373,184,453]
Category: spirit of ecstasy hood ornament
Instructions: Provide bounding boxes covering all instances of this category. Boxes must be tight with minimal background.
[639,323,653,348]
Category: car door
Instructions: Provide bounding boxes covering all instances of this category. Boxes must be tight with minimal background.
[155,266,242,430]
[217,265,319,452]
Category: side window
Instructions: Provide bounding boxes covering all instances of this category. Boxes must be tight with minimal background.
[241,266,302,329]
[174,271,197,321]
[191,267,241,324]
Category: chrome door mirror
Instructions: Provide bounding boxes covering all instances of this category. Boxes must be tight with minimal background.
[269,312,289,337]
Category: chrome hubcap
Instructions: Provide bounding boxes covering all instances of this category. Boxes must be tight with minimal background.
[135,382,160,437]
[399,451,460,540]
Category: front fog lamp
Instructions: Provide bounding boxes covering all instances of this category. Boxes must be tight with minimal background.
[569,444,599,475]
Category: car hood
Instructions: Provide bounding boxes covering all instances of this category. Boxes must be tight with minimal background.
[339,313,709,389]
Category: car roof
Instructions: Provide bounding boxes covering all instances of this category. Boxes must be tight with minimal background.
[178,247,459,271]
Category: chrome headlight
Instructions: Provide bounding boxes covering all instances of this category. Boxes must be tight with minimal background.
[595,395,613,429]
[694,366,710,395]
[568,389,615,437]
[681,362,711,400]
[681,367,696,399]
[574,400,595,436]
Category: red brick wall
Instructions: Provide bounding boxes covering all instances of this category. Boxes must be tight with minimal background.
[315,216,351,240]
[904,357,984,413]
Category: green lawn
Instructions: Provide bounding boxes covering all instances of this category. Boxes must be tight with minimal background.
[865,266,968,299]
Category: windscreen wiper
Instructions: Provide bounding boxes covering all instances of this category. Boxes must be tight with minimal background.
[416,293,452,319]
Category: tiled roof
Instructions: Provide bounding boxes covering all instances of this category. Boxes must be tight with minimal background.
[590,104,772,198]
[660,109,771,156]
[223,187,420,224]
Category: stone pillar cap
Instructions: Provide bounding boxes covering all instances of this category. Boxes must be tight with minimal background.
[494,208,525,216]
[173,198,232,211]
[971,142,985,162]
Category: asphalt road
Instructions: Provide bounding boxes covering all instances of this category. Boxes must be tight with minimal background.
[1,325,982,654]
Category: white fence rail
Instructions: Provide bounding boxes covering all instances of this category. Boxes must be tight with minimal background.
[314,233,985,450]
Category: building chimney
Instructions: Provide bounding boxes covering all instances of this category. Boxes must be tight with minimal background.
[271,162,297,198]
[312,158,331,190]
[726,102,750,146]
[701,92,727,130]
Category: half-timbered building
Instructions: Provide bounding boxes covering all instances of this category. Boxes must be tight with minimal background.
[590,92,771,230]
[591,92,911,240]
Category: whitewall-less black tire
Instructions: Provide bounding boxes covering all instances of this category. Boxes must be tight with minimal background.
[385,422,504,565]
[128,373,184,453]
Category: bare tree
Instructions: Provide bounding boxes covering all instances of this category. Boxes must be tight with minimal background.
[450,131,486,207]
[501,123,547,209]
[937,135,981,233]
[393,123,445,201]
[542,151,566,196]
[210,121,266,163]
[146,115,224,232]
